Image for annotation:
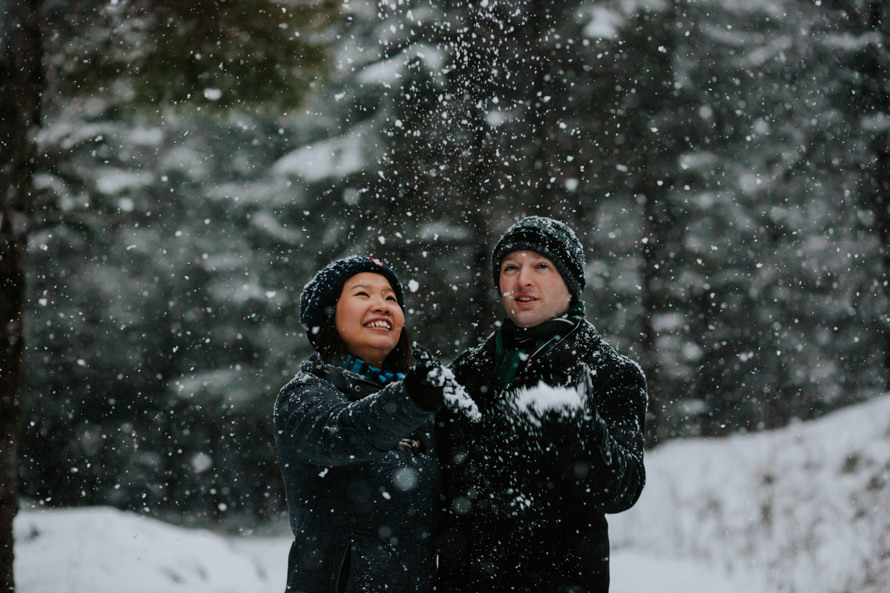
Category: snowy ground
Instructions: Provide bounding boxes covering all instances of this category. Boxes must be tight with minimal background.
[14,394,890,593]
[610,393,890,593]
[12,507,761,593]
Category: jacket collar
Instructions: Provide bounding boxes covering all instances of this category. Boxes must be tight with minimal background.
[304,354,383,401]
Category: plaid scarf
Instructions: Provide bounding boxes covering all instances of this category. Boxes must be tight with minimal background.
[340,355,405,386]
[494,301,585,388]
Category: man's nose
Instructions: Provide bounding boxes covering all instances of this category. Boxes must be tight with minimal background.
[517,266,533,285]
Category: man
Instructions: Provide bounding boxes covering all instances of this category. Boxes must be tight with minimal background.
[436,216,648,593]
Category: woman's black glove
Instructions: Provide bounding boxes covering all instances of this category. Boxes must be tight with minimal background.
[405,344,480,419]
[403,344,447,412]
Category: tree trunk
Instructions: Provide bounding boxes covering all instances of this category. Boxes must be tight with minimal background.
[868,7,890,393]
[877,136,890,392]
[0,0,42,590]
[857,1,890,391]
[465,100,496,347]
[639,186,662,447]
[630,3,678,446]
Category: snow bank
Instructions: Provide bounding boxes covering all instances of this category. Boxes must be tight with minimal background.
[13,395,890,593]
[14,506,285,593]
[610,393,890,593]
[610,551,762,593]
[12,506,762,593]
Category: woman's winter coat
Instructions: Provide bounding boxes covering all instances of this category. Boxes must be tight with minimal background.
[273,355,440,593]
[435,318,648,593]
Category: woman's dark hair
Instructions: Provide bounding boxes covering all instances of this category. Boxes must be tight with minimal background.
[314,316,413,374]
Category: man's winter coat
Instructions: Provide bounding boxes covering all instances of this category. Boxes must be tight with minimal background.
[273,355,440,593]
[435,318,647,593]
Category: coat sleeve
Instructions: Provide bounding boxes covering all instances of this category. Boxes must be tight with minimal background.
[273,373,433,467]
[585,356,648,513]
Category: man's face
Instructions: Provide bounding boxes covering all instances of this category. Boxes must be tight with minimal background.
[498,250,573,328]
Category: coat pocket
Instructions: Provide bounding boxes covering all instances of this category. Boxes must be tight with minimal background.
[330,528,352,593]
[333,530,412,593]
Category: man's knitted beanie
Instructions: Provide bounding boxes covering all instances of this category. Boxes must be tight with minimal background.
[300,255,405,346]
[491,216,586,298]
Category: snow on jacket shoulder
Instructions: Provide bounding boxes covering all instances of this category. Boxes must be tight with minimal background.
[274,356,440,593]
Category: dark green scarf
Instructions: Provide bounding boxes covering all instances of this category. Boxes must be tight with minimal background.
[494,301,585,388]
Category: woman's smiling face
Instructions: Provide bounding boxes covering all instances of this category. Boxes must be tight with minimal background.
[334,272,405,368]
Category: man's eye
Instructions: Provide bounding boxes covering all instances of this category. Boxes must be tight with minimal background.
[386,295,397,301]
[537,263,550,270]
[355,291,369,297]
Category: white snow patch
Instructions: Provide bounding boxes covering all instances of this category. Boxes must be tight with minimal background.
[611,393,890,593]
[583,6,624,39]
[611,551,759,593]
[512,382,585,425]
[430,365,480,421]
[14,506,278,593]
[160,145,209,177]
[356,43,446,86]
[862,112,890,133]
[203,88,222,101]
[250,211,304,244]
[273,126,369,182]
[128,126,164,146]
[95,169,154,195]
[13,503,765,593]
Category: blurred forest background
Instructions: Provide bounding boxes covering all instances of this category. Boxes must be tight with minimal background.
[2,0,889,545]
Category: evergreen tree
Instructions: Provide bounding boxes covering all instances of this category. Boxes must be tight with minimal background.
[11,0,890,535]
[621,0,851,435]
[270,0,652,352]
[0,0,43,588]
[15,0,335,536]
[821,0,890,391]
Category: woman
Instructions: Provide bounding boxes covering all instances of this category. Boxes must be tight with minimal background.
[273,255,452,593]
